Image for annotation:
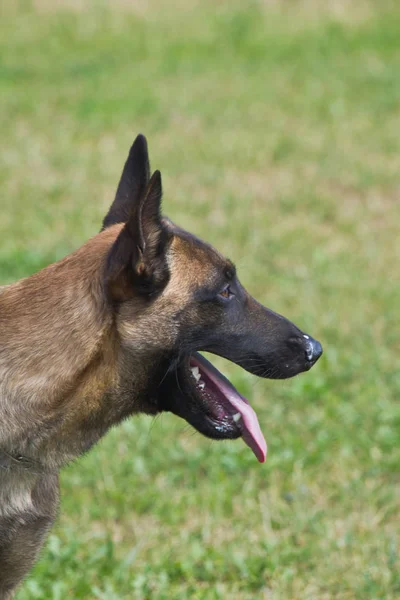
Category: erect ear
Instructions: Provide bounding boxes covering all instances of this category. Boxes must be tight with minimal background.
[102,134,150,230]
[104,170,170,300]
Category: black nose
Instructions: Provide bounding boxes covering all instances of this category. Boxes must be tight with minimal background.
[304,336,323,364]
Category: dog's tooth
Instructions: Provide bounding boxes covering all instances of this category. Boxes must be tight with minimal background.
[191,366,201,381]
[232,412,242,423]
[198,381,205,390]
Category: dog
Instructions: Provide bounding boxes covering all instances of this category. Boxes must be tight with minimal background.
[0,134,322,597]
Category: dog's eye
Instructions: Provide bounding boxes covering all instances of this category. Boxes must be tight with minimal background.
[218,285,233,300]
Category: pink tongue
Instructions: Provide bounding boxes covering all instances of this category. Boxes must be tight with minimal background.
[225,393,267,463]
[193,357,267,463]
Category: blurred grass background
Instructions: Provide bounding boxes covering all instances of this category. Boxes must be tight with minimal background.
[1,0,399,598]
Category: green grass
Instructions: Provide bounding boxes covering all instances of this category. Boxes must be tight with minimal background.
[1,0,399,598]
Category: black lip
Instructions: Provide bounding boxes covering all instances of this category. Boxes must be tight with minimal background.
[181,353,242,439]
[158,334,322,438]
[159,352,241,441]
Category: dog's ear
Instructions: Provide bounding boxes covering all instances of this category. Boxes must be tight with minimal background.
[104,169,170,301]
[102,134,150,230]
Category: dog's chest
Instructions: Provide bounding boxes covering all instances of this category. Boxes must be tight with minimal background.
[0,469,36,519]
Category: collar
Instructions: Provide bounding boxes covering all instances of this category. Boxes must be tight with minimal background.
[0,449,44,474]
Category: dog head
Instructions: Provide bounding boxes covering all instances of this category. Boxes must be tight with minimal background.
[102,135,322,461]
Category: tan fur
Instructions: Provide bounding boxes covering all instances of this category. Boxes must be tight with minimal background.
[0,134,321,598]
[0,227,116,462]
[0,132,235,597]
[0,224,156,598]
[0,220,228,598]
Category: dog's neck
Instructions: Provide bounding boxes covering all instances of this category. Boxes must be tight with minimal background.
[0,449,46,474]
[0,231,114,455]
[0,226,162,470]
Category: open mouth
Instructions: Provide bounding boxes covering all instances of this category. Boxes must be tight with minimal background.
[159,333,322,463]
[164,352,267,463]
